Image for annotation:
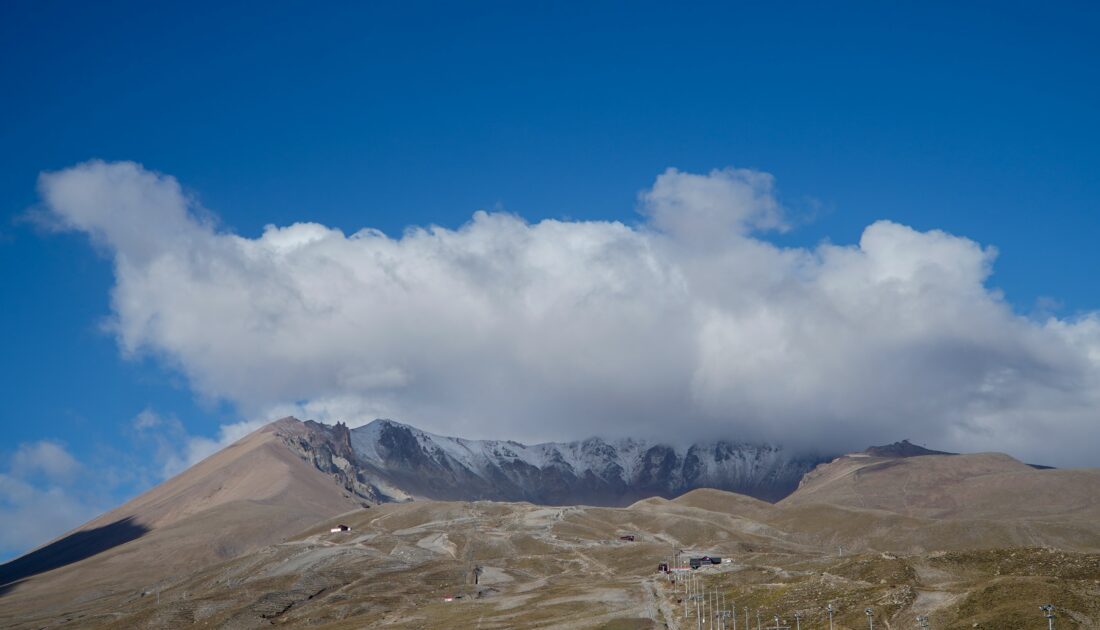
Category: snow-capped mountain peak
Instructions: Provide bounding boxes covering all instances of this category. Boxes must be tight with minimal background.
[344,419,828,504]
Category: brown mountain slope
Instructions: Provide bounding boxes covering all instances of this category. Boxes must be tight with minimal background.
[5,497,1100,629]
[6,423,1100,628]
[782,451,1100,521]
[0,418,366,608]
[669,487,777,521]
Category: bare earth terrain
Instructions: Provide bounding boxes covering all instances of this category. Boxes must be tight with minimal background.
[2,422,1099,629]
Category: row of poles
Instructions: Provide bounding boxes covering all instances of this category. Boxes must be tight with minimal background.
[668,550,803,630]
[677,572,928,630]
[677,568,741,630]
[664,551,1062,629]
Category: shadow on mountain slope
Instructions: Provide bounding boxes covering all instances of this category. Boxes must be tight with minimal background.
[0,517,149,593]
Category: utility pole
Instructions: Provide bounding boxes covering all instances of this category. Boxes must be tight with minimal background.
[705,585,710,627]
[865,607,874,630]
[717,588,721,628]
[793,612,801,630]
[715,589,720,630]
[1040,604,1056,630]
[756,609,762,630]
[713,587,717,627]
[723,592,729,630]
[826,604,834,630]
[694,573,699,620]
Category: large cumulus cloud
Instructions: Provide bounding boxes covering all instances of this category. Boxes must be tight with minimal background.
[38,161,1100,465]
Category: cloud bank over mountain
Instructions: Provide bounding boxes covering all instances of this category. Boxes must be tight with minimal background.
[38,160,1100,466]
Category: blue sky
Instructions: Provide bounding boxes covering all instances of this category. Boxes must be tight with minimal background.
[2,1,1099,559]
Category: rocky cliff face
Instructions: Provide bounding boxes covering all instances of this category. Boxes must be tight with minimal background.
[275,417,827,505]
[346,419,828,504]
[277,419,381,505]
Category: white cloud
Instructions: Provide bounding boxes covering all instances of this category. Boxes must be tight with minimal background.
[130,408,265,478]
[10,441,80,483]
[640,167,788,243]
[169,419,267,475]
[0,442,101,558]
[37,160,1100,466]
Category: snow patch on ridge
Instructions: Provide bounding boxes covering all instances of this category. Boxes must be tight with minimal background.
[349,418,823,502]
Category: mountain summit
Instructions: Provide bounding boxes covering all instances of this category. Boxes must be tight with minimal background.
[863,439,956,458]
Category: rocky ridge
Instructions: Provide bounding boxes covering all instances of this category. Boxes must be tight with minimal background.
[275,417,829,505]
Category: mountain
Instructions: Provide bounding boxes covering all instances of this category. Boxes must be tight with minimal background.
[5,419,1100,629]
[343,418,827,504]
[782,447,1100,523]
[862,438,956,458]
[7,488,1100,628]
[0,419,365,607]
[0,417,822,606]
